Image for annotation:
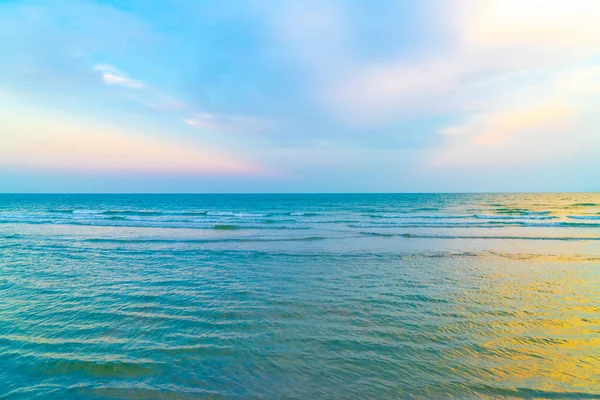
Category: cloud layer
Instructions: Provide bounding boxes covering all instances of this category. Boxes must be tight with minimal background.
[0,0,599,191]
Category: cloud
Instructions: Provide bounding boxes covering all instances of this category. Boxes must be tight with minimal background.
[259,0,600,185]
[93,64,144,89]
[431,103,575,167]
[264,0,600,124]
[0,100,263,175]
[428,65,600,168]
[462,0,600,50]
[89,63,273,135]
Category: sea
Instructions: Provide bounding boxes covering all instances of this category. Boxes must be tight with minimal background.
[1,193,599,399]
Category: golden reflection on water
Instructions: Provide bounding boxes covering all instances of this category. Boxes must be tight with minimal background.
[450,258,600,394]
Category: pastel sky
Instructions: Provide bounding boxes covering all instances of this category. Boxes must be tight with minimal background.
[2,0,600,192]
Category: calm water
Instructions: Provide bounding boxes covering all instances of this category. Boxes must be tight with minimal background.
[1,193,599,399]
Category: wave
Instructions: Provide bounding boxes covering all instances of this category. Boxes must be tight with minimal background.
[358,232,600,241]
[206,211,268,217]
[0,216,314,230]
[475,214,555,220]
[493,208,530,215]
[367,214,558,222]
[367,214,472,219]
[7,216,600,229]
[1,213,49,219]
[571,203,598,207]
[213,224,239,230]
[4,213,600,230]
[103,210,164,216]
[62,220,311,230]
[360,232,398,237]
[70,209,210,217]
[72,209,105,215]
[48,208,76,214]
[350,221,600,228]
[287,211,320,217]
[233,212,269,218]
[83,236,329,244]
[520,221,600,228]
[568,215,600,220]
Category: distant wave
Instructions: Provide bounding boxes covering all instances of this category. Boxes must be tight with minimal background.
[358,231,600,241]
[83,236,329,244]
[0,199,598,233]
[55,220,311,230]
[568,215,600,220]
[286,212,320,217]
[367,214,472,219]
[102,210,168,216]
[213,224,239,230]
[48,208,76,214]
[349,221,600,229]
[3,214,600,230]
[475,214,555,220]
[68,209,209,217]
[367,214,557,221]
[52,209,282,218]
[520,221,600,228]
[493,207,529,214]
[206,211,269,217]
[491,208,553,216]
[72,209,105,215]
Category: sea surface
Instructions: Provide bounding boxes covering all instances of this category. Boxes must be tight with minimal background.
[1,193,599,399]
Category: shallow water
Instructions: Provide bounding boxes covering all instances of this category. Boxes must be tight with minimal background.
[1,194,599,399]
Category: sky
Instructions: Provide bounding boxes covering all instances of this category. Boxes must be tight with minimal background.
[1,0,600,193]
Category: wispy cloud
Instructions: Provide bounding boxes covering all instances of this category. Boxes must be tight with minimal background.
[258,0,600,186]
[0,100,263,175]
[93,64,144,89]
[429,65,600,168]
[264,0,600,125]
[91,63,273,135]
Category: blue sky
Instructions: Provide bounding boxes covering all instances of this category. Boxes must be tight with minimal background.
[1,0,599,192]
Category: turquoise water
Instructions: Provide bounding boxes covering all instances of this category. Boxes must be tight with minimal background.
[1,193,599,399]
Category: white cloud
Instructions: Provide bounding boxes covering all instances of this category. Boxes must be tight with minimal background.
[93,64,144,89]
[260,0,600,178]
[264,0,600,124]
[91,64,271,135]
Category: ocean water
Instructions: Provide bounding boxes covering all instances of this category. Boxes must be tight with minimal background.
[1,193,599,399]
